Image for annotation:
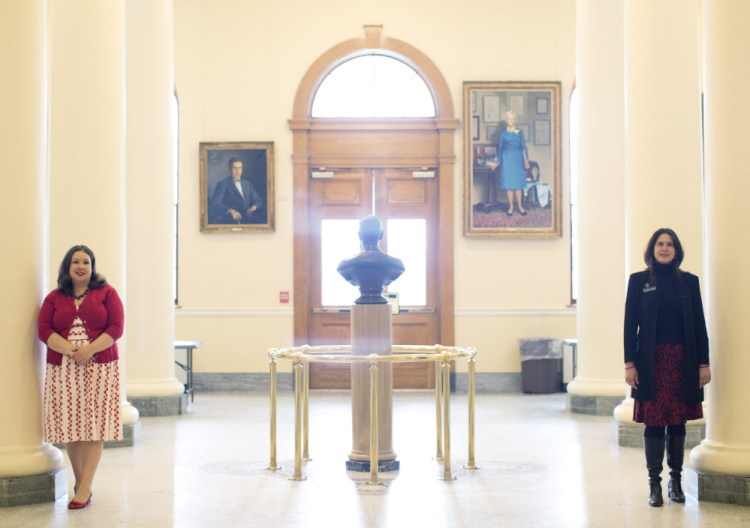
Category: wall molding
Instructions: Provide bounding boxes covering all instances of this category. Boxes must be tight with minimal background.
[456,307,576,317]
[175,307,293,317]
[175,306,576,318]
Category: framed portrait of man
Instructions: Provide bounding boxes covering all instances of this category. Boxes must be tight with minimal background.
[199,142,275,233]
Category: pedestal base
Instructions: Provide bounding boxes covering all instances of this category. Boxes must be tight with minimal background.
[0,468,67,507]
[615,421,705,448]
[686,468,750,505]
[567,394,621,415]
[346,459,400,473]
[105,421,139,448]
[129,395,184,417]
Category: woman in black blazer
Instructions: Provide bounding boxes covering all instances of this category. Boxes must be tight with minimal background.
[623,228,711,507]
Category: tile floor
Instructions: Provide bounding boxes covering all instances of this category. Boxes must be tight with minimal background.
[1,391,748,528]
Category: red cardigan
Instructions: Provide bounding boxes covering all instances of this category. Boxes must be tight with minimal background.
[38,284,124,365]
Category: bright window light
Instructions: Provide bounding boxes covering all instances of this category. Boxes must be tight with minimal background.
[386,218,426,306]
[322,219,361,306]
[312,54,435,118]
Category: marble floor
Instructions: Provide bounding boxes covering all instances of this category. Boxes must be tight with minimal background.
[1,391,748,528]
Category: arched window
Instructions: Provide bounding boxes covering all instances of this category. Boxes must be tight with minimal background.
[311,52,435,117]
[309,52,436,307]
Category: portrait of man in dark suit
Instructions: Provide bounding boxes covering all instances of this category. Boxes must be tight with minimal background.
[208,157,265,224]
[200,142,274,232]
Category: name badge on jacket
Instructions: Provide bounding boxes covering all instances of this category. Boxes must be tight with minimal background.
[643,284,656,293]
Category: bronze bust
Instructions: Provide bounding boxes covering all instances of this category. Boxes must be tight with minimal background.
[337,216,405,304]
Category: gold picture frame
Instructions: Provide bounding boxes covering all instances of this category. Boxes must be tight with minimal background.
[463,82,561,238]
[199,141,275,233]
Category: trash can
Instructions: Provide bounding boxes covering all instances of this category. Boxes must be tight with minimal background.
[519,338,562,393]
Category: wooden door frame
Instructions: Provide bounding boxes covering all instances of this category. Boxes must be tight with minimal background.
[289,25,458,348]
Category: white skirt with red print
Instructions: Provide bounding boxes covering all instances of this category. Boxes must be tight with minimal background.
[43,357,122,443]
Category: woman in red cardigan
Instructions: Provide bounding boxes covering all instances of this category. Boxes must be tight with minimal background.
[38,245,124,510]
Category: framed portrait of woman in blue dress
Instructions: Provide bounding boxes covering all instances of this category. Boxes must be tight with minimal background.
[463,81,561,238]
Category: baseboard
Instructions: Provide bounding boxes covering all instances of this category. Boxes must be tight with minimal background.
[192,372,543,394]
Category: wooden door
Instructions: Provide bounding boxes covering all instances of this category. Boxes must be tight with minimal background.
[307,168,440,388]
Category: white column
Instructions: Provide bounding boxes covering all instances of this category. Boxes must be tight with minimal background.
[623,0,704,268]
[690,0,750,490]
[0,0,65,502]
[614,0,705,437]
[48,0,138,433]
[566,0,627,414]
[124,0,184,410]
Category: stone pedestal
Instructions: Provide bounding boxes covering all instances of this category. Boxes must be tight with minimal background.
[129,396,185,417]
[686,469,750,505]
[347,304,398,472]
[0,470,67,507]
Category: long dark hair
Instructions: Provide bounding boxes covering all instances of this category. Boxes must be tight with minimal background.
[643,228,685,286]
[56,245,107,296]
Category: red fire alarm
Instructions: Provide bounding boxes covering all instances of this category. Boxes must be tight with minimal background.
[279,291,290,303]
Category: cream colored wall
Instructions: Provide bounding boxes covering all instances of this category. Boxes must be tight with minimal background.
[173,0,576,375]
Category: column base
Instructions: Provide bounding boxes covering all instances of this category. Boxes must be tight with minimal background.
[105,421,139,448]
[0,468,67,507]
[686,468,750,505]
[567,394,621,415]
[129,395,185,417]
[55,421,139,451]
[615,421,705,448]
[346,460,400,473]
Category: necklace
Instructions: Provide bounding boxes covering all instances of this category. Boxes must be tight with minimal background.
[73,289,89,300]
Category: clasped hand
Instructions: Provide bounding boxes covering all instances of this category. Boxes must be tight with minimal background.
[68,344,94,365]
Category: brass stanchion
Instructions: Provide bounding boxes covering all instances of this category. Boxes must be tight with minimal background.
[439,358,455,480]
[434,358,443,461]
[367,355,383,485]
[289,361,307,481]
[267,344,478,484]
[267,356,281,471]
[464,355,478,470]
[303,356,311,461]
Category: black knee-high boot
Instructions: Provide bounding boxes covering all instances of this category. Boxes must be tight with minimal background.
[644,436,665,507]
[666,434,686,503]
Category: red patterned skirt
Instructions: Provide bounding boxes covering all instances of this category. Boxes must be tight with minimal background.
[43,357,122,443]
[634,343,703,426]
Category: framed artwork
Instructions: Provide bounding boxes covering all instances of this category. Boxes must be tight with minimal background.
[536,97,549,114]
[483,94,501,122]
[463,81,562,238]
[199,141,275,232]
[508,94,526,116]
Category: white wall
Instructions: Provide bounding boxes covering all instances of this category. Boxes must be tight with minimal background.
[173,0,577,375]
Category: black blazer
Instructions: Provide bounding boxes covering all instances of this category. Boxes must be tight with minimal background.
[623,269,709,402]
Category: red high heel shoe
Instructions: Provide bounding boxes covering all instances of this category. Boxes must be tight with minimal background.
[68,493,92,510]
